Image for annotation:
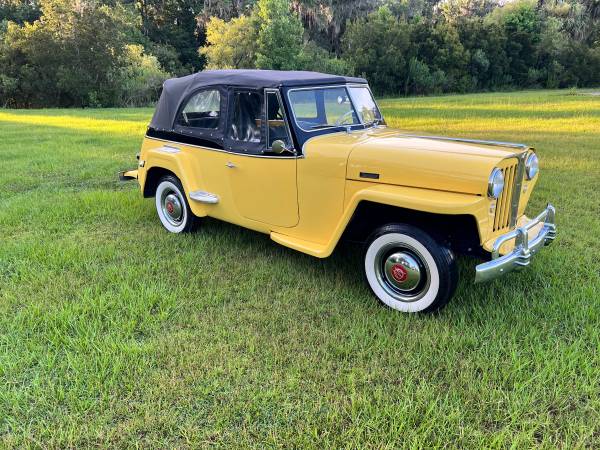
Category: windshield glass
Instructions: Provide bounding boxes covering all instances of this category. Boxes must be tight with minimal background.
[348,86,382,125]
[288,85,382,131]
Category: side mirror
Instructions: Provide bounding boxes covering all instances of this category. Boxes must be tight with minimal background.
[272,139,292,154]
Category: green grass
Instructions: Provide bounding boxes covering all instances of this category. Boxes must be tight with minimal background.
[1,89,599,448]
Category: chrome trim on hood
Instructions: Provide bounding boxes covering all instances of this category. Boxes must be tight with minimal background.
[399,134,529,150]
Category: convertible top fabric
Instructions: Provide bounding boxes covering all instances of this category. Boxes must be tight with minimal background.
[149,70,367,131]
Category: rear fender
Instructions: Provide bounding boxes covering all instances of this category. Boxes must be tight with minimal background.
[141,147,207,217]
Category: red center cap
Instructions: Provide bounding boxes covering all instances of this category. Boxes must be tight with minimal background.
[391,264,408,283]
[166,202,174,214]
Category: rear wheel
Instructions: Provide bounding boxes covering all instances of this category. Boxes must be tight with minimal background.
[364,224,458,313]
[155,175,198,233]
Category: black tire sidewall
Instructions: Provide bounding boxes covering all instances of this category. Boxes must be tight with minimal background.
[364,223,458,313]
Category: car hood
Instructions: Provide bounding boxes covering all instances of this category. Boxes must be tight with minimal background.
[346,128,528,195]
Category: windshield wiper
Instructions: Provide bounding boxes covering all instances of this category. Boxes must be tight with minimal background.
[365,118,382,128]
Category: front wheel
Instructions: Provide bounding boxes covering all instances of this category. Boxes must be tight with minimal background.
[155,175,198,233]
[364,224,458,313]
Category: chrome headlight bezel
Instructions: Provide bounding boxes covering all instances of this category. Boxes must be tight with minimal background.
[488,168,505,199]
[525,152,539,180]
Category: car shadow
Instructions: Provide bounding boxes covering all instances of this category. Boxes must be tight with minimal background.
[189,216,524,318]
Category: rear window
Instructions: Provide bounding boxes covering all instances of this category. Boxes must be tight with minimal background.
[176,89,221,129]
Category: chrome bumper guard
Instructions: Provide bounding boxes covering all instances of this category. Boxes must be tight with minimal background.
[475,203,556,283]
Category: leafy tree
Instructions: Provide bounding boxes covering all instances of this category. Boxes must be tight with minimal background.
[119,44,171,106]
[437,0,498,22]
[343,6,411,95]
[292,0,381,55]
[297,40,350,74]
[0,0,169,107]
[200,14,258,68]
[412,22,470,91]
[3,0,600,106]
[488,0,541,86]
[255,0,304,69]
[0,0,40,23]
[135,0,204,73]
[457,17,509,89]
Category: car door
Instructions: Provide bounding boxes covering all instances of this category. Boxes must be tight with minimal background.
[224,88,298,228]
[170,87,231,205]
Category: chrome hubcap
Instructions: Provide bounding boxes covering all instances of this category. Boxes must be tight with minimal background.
[374,244,430,302]
[383,252,421,291]
[161,191,183,225]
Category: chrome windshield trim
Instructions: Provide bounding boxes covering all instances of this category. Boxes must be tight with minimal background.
[286,83,384,133]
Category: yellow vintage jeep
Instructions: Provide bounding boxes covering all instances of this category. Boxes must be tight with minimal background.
[120,70,556,313]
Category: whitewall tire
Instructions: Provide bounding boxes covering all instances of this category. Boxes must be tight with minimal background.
[155,175,198,233]
[364,224,458,313]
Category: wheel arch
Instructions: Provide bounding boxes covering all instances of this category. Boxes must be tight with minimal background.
[272,184,488,259]
[342,200,483,256]
[143,166,179,198]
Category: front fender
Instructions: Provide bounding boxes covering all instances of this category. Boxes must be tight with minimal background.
[273,182,489,258]
[345,183,488,216]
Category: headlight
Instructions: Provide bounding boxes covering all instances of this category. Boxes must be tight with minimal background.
[525,152,539,180]
[488,168,504,199]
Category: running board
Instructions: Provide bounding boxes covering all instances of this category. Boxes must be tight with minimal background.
[189,191,219,204]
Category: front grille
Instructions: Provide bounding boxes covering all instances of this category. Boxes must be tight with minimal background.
[493,159,520,232]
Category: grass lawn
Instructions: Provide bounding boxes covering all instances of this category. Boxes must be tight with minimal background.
[1,89,599,448]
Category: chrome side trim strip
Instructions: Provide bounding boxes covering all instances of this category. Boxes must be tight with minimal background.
[189,191,219,204]
[146,136,304,159]
[157,145,181,154]
[399,134,529,150]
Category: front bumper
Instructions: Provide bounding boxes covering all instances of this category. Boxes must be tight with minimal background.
[475,203,556,283]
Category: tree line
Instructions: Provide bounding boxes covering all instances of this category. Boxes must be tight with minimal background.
[1,0,599,107]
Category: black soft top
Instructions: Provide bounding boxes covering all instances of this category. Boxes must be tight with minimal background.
[149,70,367,131]
[169,69,365,89]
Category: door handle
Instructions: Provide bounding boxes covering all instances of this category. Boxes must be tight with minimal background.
[226,162,236,169]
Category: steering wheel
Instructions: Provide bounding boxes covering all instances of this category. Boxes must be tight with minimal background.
[334,110,355,126]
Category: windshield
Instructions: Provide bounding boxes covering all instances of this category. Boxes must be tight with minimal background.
[348,86,382,125]
[288,85,383,131]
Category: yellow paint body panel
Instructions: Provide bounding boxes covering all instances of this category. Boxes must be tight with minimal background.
[273,181,490,257]
[138,138,297,232]
[123,169,138,179]
[137,126,538,259]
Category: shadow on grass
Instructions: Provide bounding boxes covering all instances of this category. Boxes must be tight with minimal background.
[191,216,523,319]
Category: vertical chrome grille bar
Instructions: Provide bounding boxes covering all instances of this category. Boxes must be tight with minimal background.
[493,169,505,231]
[503,165,515,228]
[500,166,512,229]
[492,154,525,233]
[509,152,527,228]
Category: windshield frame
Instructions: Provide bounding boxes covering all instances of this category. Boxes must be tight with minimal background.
[285,84,384,133]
